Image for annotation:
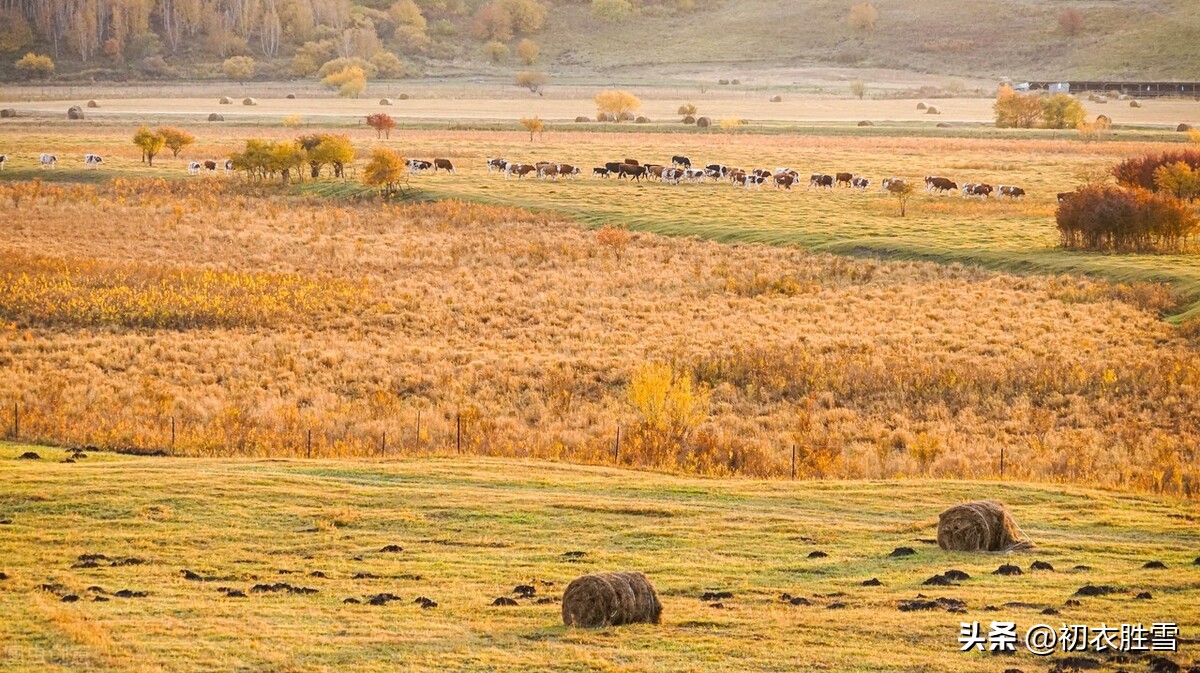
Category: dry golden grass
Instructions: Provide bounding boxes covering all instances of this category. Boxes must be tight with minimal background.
[1,179,1197,495]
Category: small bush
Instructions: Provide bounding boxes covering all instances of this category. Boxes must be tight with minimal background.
[1058,8,1084,36]
[1113,150,1200,191]
[717,79,729,85]
[0,108,16,118]
[1056,185,1198,252]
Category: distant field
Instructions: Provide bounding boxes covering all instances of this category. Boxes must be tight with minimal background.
[1,445,1197,673]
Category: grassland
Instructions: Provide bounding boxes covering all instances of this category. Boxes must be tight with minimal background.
[1,443,1198,673]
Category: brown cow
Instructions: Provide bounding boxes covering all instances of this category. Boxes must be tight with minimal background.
[623,158,640,166]
[617,163,647,181]
[539,163,561,179]
[203,160,218,172]
[434,158,455,174]
[506,163,538,179]
[647,165,668,180]
[774,173,796,190]
[835,172,854,187]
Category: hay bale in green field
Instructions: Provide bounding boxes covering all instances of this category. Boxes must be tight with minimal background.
[562,572,662,628]
[937,501,1030,552]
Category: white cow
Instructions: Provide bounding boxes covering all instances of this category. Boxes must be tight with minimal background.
[84,153,103,168]
[40,153,57,169]
[187,161,202,175]
[0,154,7,170]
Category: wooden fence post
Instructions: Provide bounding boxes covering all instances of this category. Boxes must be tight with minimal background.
[415,409,421,445]
[614,425,620,462]
[170,416,176,451]
[791,444,796,480]
[306,429,312,459]
[381,431,386,456]
[456,413,461,454]
[1000,447,1005,479]
[11,403,17,440]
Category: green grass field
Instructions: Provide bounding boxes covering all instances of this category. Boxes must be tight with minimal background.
[1,443,1197,672]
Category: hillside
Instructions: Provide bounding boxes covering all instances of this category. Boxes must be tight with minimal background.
[3,0,1200,84]
[1,444,1198,672]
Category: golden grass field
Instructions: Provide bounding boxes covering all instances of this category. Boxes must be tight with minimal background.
[1,444,1198,673]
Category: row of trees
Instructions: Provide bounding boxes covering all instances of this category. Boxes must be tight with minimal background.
[994,86,1087,129]
[132,125,196,165]
[213,133,354,183]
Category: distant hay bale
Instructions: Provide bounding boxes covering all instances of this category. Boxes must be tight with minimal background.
[936,122,951,128]
[857,120,873,127]
[574,115,590,123]
[925,106,940,115]
[1095,114,1111,125]
[242,97,257,106]
[398,93,410,100]
[696,116,711,127]
[286,93,296,99]
[717,79,729,85]
[219,96,233,104]
[769,95,782,103]
[1130,100,1141,108]
[67,105,84,120]
[596,112,615,122]
[634,115,650,124]
[682,115,696,124]
[730,79,741,85]
[561,572,662,628]
[86,99,100,108]
[1178,123,1192,132]
[0,108,16,118]
[937,501,1030,553]
[618,111,635,122]
[379,98,393,105]
[208,113,225,122]
[916,102,927,110]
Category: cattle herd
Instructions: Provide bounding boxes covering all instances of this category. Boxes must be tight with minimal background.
[0,150,1029,200]
[484,156,1028,199]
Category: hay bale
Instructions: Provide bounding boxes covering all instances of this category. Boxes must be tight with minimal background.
[634,115,650,124]
[0,108,16,118]
[916,102,927,110]
[618,111,634,122]
[936,122,951,128]
[286,93,296,99]
[682,115,696,125]
[1178,123,1193,132]
[696,116,711,128]
[937,500,1030,553]
[561,571,662,628]
[86,99,100,108]
[220,96,233,104]
[67,105,84,120]
[398,93,410,100]
[857,120,873,127]
[242,97,257,106]
[731,79,741,85]
[718,79,729,85]
[208,113,225,122]
[596,112,615,122]
[574,115,590,123]
[769,95,782,103]
[380,98,393,105]
[1130,99,1141,108]
[925,106,940,115]
[1096,114,1111,125]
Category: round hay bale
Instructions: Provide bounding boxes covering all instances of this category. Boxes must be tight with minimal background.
[67,105,84,120]
[682,115,696,125]
[242,97,257,106]
[1096,114,1111,125]
[574,115,590,123]
[1130,100,1141,108]
[857,120,874,127]
[769,95,782,103]
[0,108,16,118]
[634,115,650,124]
[696,116,711,128]
[937,501,1030,552]
[936,122,951,128]
[380,97,393,105]
[286,93,296,99]
[596,112,615,122]
[398,93,410,100]
[86,99,100,108]
[916,102,927,110]
[717,79,729,86]
[925,106,940,115]
[208,113,225,122]
[1094,97,1108,104]
[219,96,233,104]
[618,111,634,122]
[731,79,741,85]
[1178,123,1192,132]
[562,572,662,628]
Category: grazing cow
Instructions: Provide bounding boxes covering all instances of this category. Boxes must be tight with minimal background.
[752,168,772,179]
[40,153,57,169]
[774,173,797,190]
[646,165,668,181]
[684,168,707,182]
[487,158,508,173]
[997,185,1025,199]
[605,161,624,175]
[539,163,561,180]
[1057,192,1073,203]
[850,176,871,191]
[662,168,686,184]
[224,159,234,173]
[808,173,834,189]
[84,153,103,168]
[406,159,433,173]
[203,160,218,173]
[705,164,728,179]
[592,167,611,178]
[962,183,993,199]
[927,176,958,194]
[617,163,647,181]
[623,158,640,166]
[557,164,581,179]
[433,158,456,174]
[884,178,910,194]
[188,161,202,175]
[835,172,854,188]
[671,155,692,168]
[0,154,7,170]
[745,174,766,189]
[506,163,537,179]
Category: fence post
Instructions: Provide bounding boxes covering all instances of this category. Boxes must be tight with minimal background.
[11,403,17,440]
[306,429,312,459]
[415,409,421,445]
[456,412,461,454]
[1000,447,1005,479]
[791,444,796,480]
[170,416,176,451]
[381,431,386,456]
[613,425,620,463]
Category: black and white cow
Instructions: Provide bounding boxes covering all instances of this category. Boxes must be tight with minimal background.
[0,154,6,171]
[84,153,103,168]
[808,173,834,189]
[188,161,202,175]
[487,158,508,173]
[997,185,1026,199]
[671,155,692,168]
[850,176,871,191]
[592,167,611,178]
[39,153,57,169]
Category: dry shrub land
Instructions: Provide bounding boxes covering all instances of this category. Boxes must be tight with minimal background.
[2,179,1198,495]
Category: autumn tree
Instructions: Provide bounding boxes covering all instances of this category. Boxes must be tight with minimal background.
[1154,162,1200,202]
[483,40,509,63]
[993,84,1042,128]
[132,126,166,166]
[389,0,430,49]
[0,11,34,53]
[222,56,255,82]
[15,53,54,79]
[1040,93,1086,129]
[269,141,306,184]
[366,112,397,139]
[1058,8,1084,36]
[595,90,640,122]
[156,126,196,158]
[888,180,915,217]
[849,80,867,100]
[323,65,367,97]
[516,38,539,65]
[849,2,878,31]
[363,147,407,196]
[520,115,544,141]
[515,70,548,94]
[298,133,356,178]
